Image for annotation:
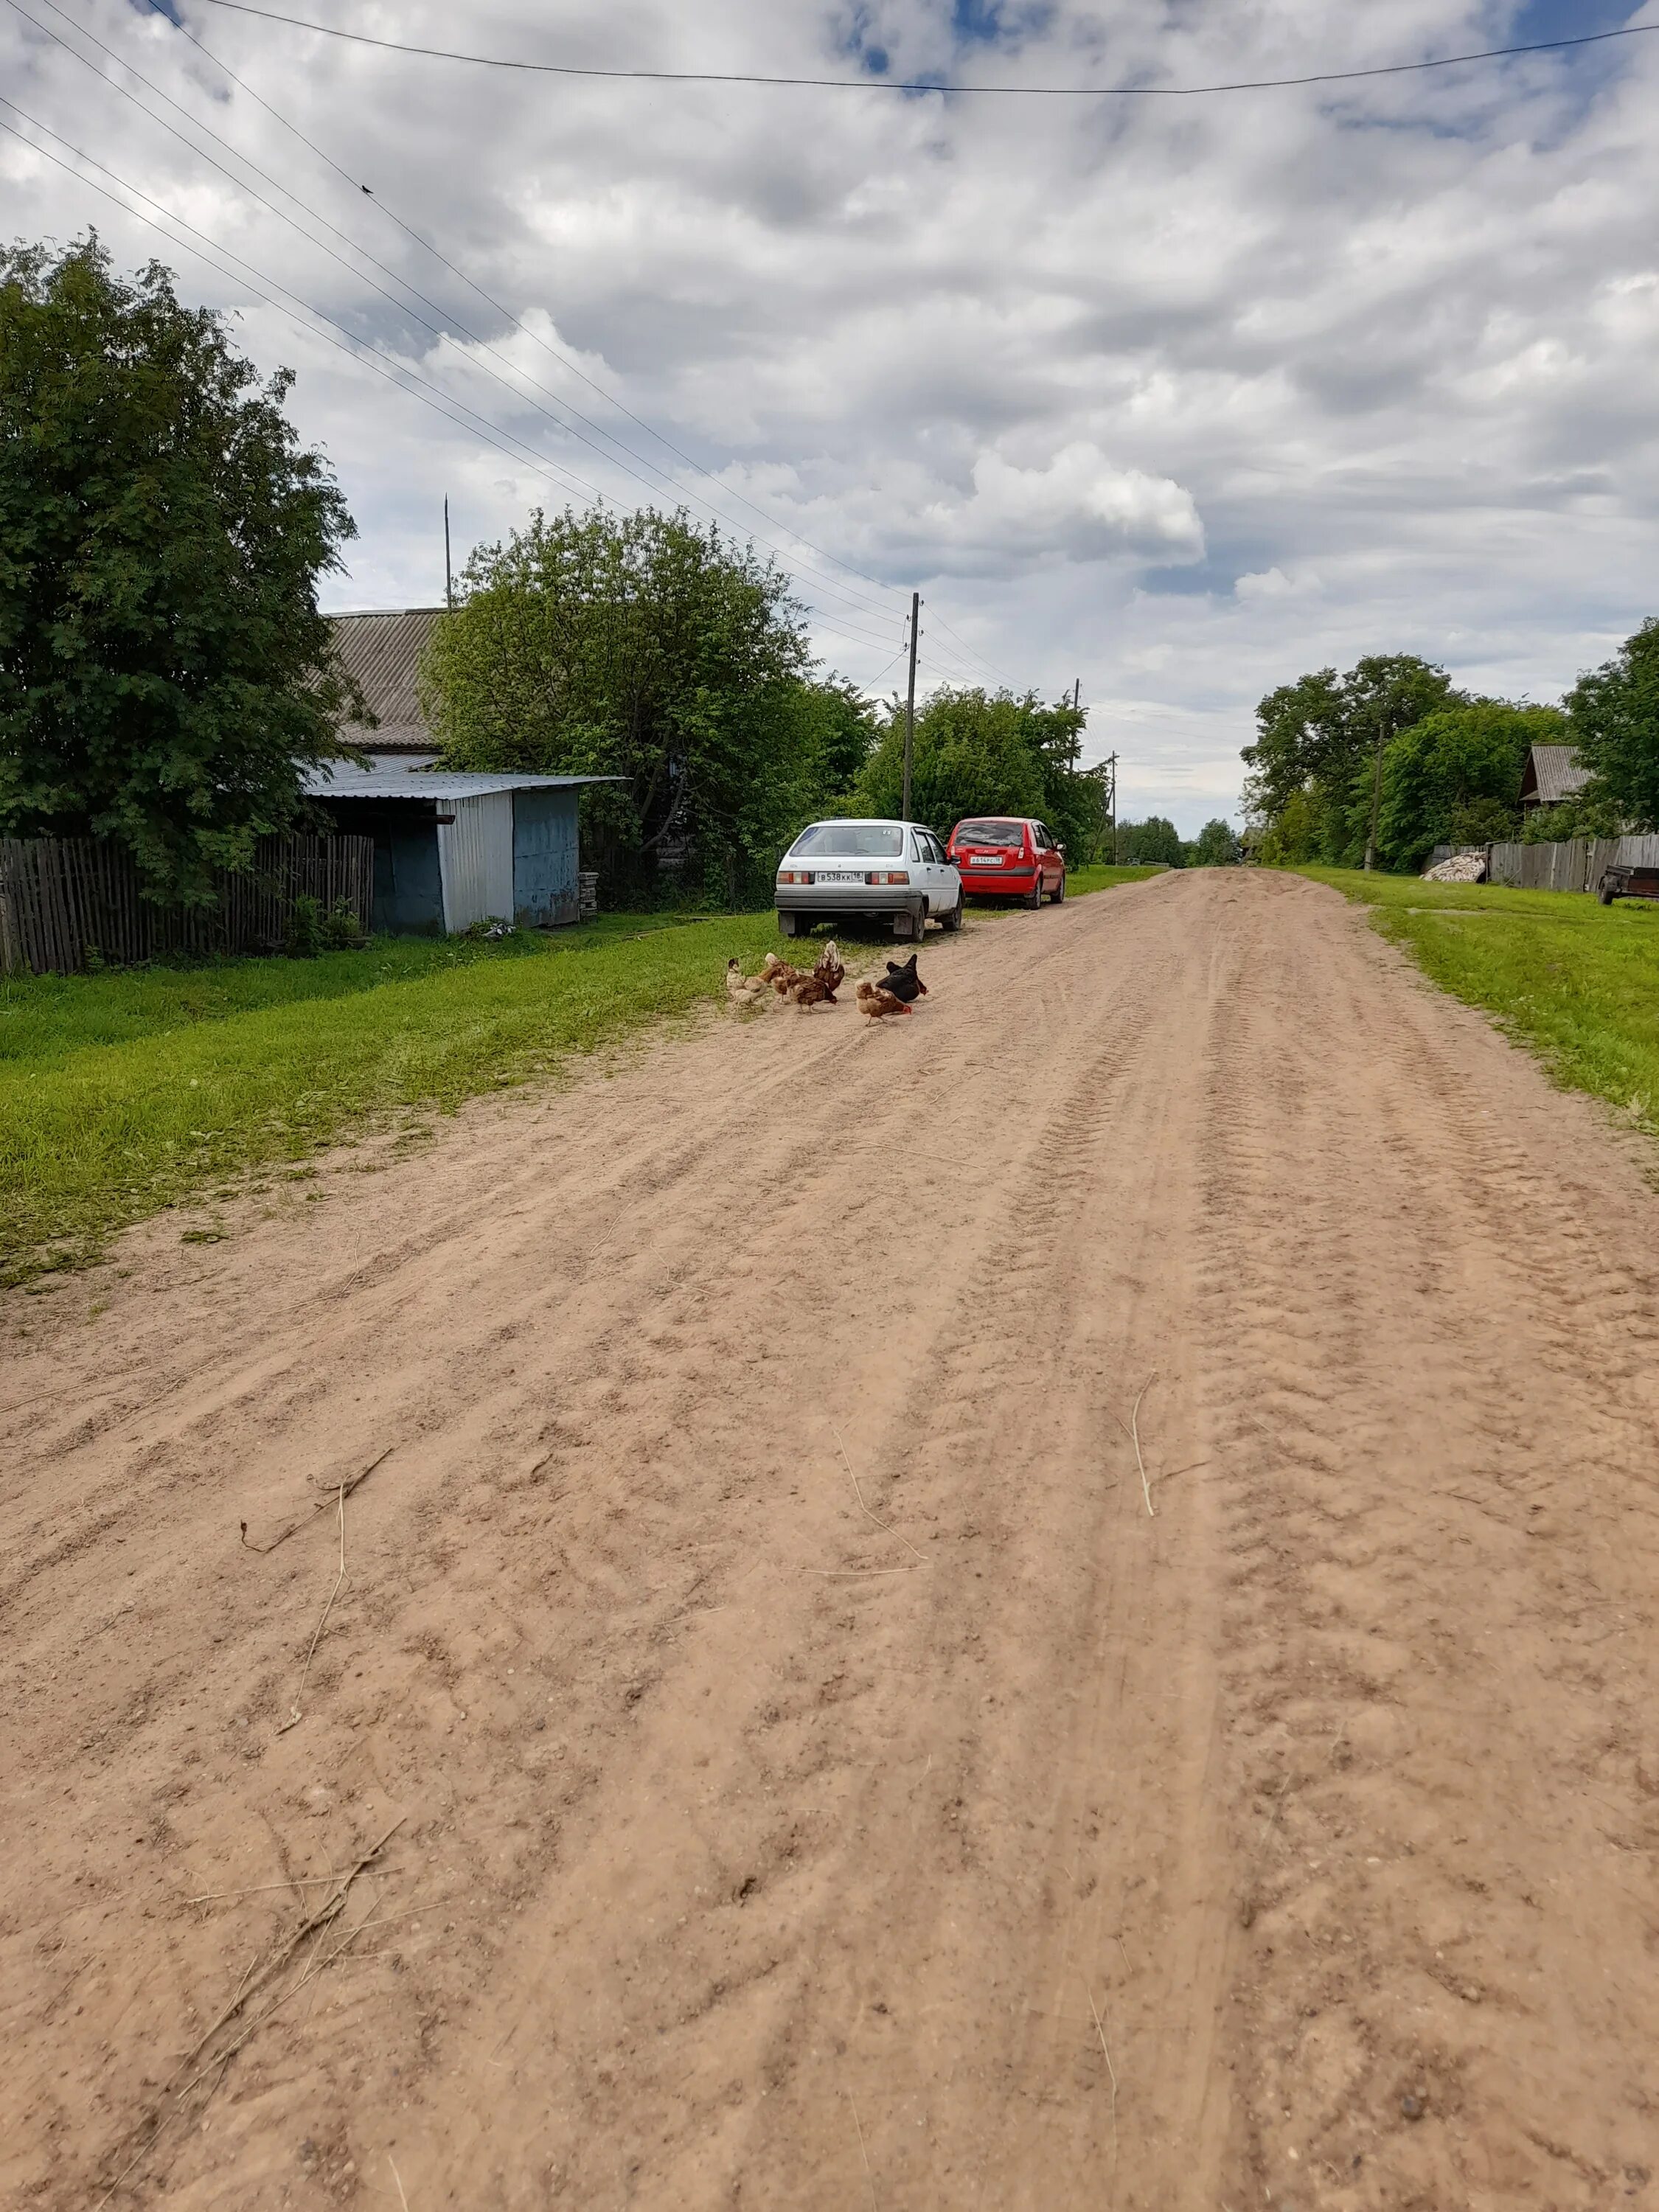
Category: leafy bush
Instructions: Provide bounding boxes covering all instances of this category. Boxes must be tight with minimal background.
[1374,700,1565,871]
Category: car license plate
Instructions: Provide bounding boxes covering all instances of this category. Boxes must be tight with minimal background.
[815,872,865,883]
[968,856,1001,866]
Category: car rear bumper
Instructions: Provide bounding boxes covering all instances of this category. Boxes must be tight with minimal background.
[775,883,926,920]
[961,866,1041,896]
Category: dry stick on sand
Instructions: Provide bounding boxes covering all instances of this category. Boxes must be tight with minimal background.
[178,1818,406,2076]
[1085,1982,1120,2164]
[832,1424,928,1568]
[1131,1374,1159,1518]
[277,1479,349,1734]
[97,1822,405,2206]
[241,1445,393,1556]
[849,2094,878,2210]
[389,2152,411,2210]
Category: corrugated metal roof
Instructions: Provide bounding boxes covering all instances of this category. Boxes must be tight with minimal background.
[1520,743,1590,806]
[330,608,444,752]
[303,765,620,799]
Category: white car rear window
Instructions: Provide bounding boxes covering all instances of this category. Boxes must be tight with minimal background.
[790,824,905,859]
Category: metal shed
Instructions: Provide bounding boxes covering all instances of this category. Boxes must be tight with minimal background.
[303,765,619,934]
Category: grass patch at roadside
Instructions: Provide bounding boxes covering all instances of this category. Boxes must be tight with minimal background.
[1067,864,1163,897]
[1302,866,1659,1139]
[0,912,800,1286]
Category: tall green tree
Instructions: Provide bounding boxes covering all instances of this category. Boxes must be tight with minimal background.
[422,504,863,903]
[0,237,357,901]
[1567,617,1659,831]
[855,686,1104,854]
[1374,700,1564,871]
[1193,817,1242,866]
[1242,654,1458,865]
[1119,815,1184,866]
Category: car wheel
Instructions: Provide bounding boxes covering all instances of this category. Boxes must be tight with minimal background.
[1024,879,1043,910]
[1050,869,1066,905]
[1599,878,1616,905]
[778,911,804,937]
[941,892,964,932]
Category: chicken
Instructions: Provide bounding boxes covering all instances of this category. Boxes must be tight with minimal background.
[855,978,913,1020]
[813,941,846,1001]
[786,973,834,1009]
[880,952,927,1004]
[725,958,771,1005]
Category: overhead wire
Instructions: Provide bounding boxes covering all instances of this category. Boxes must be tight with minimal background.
[7,0,936,659]
[181,1,1659,97]
[131,0,927,618]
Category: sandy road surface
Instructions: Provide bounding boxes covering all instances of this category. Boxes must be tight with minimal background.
[5,870,1659,2211]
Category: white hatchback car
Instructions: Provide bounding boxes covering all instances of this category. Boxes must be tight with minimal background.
[775,818,964,941]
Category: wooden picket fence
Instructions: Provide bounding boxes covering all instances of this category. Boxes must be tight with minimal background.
[0,834,375,977]
[1484,834,1659,892]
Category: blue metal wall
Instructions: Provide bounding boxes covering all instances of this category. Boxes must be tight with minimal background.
[512,787,581,926]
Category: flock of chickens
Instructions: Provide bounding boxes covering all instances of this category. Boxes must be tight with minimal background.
[724,941,928,1022]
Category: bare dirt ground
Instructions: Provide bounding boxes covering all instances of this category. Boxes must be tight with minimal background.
[5,869,1659,2211]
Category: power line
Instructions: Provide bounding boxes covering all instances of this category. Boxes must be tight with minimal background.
[184,1,1659,97]
[8,0,928,653]
[13,120,941,681]
[113,0,945,636]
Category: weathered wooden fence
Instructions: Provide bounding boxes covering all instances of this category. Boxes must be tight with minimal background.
[0,835,375,976]
[1484,834,1659,892]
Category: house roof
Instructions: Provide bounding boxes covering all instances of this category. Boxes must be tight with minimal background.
[1520,743,1590,807]
[330,607,445,753]
[303,765,621,801]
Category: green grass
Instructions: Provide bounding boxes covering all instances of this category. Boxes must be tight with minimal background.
[1302,866,1659,1139]
[0,863,1164,1290]
[0,912,799,1286]
[1067,863,1163,897]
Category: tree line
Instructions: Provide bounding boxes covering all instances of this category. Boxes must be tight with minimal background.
[1242,624,1659,871]
[422,505,1124,904]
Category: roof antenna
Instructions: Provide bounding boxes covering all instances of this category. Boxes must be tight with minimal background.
[443,495,453,610]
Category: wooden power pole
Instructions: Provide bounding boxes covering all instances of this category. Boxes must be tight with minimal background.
[443,498,453,611]
[902,591,921,821]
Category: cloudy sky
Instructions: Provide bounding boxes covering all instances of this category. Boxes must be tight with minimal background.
[4,0,1657,828]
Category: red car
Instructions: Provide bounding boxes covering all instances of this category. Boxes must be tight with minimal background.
[947,816,1067,907]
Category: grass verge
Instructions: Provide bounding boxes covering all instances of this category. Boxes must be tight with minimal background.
[1,866,1163,1288]
[0,912,801,1287]
[1302,866,1659,1141]
[1067,864,1163,898]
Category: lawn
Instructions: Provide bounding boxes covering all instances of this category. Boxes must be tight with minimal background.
[1303,866,1659,1140]
[0,912,799,1286]
[1067,864,1164,898]
[1,866,1166,1287]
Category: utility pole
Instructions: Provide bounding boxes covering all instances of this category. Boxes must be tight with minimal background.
[901,591,921,821]
[1071,678,1082,771]
[1104,751,1119,863]
[443,497,453,611]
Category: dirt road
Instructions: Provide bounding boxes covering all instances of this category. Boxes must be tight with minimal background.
[5,870,1659,2210]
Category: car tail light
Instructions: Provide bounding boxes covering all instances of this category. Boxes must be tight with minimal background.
[869,871,911,886]
[776,869,810,884]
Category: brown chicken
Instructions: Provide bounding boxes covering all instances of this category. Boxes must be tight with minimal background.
[855,979,913,1020]
[725,958,770,1005]
[813,940,846,1001]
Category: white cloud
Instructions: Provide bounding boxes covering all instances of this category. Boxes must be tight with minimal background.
[2,0,1657,828]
